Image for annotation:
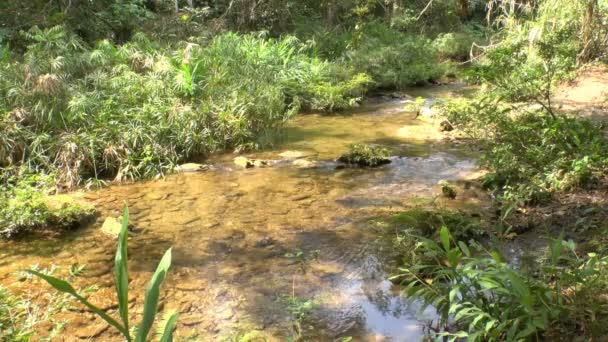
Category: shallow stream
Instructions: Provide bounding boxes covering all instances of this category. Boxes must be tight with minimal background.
[0,84,487,341]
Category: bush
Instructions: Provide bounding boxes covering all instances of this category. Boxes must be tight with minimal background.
[345,22,444,89]
[445,97,608,207]
[375,209,486,282]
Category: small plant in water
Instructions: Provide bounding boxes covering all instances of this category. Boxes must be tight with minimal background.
[285,249,320,273]
[28,205,178,341]
[280,295,316,341]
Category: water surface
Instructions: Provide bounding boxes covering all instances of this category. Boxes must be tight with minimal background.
[0,84,483,341]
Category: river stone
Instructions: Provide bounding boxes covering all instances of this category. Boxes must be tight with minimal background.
[253,159,269,167]
[176,281,207,292]
[279,150,310,159]
[234,156,254,168]
[181,314,205,326]
[177,163,209,172]
[100,217,121,236]
[292,159,319,169]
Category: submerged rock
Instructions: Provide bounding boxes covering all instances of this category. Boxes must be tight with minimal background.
[100,217,121,236]
[234,156,273,168]
[292,159,320,169]
[176,163,209,172]
[279,150,311,159]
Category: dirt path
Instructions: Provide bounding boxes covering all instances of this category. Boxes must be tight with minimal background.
[555,64,608,122]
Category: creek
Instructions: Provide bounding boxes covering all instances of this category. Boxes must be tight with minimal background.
[0,84,488,341]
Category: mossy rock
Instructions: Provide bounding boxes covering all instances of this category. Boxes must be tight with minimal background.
[1,193,96,238]
[337,144,391,167]
[44,194,97,229]
[439,180,457,199]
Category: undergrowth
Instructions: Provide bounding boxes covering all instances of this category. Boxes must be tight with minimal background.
[445,98,608,210]
[395,227,608,341]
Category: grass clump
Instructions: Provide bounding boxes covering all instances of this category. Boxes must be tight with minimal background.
[337,144,391,167]
[0,171,95,238]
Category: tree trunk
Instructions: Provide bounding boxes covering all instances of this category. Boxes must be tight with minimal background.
[456,0,469,19]
[326,0,337,27]
[385,0,402,23]
[579,0,598,62]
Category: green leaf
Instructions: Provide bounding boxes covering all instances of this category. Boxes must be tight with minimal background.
[134,248,173,342]
[458,241,470,256]
[449,286,459,303]
[28,270,127,337]
[446,248,462,267]
[440,226,450,252]
[489,250,504,263]
[484,319,497,332]
[115,205,131,340]
[158,311,179,342]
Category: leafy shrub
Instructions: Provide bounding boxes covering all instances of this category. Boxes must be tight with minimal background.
[377,209,486,280]
[445,97,608,207]
[345,22,443,89]
[397,227,608,341]
[29,206,178,341]
[337,144,391,167]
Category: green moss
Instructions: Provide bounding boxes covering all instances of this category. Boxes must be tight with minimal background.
[337,144,391,167]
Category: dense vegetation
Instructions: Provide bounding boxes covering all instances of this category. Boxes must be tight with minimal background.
[2,0,608,340]
[0,0,488,235]
[386,0,608,340]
